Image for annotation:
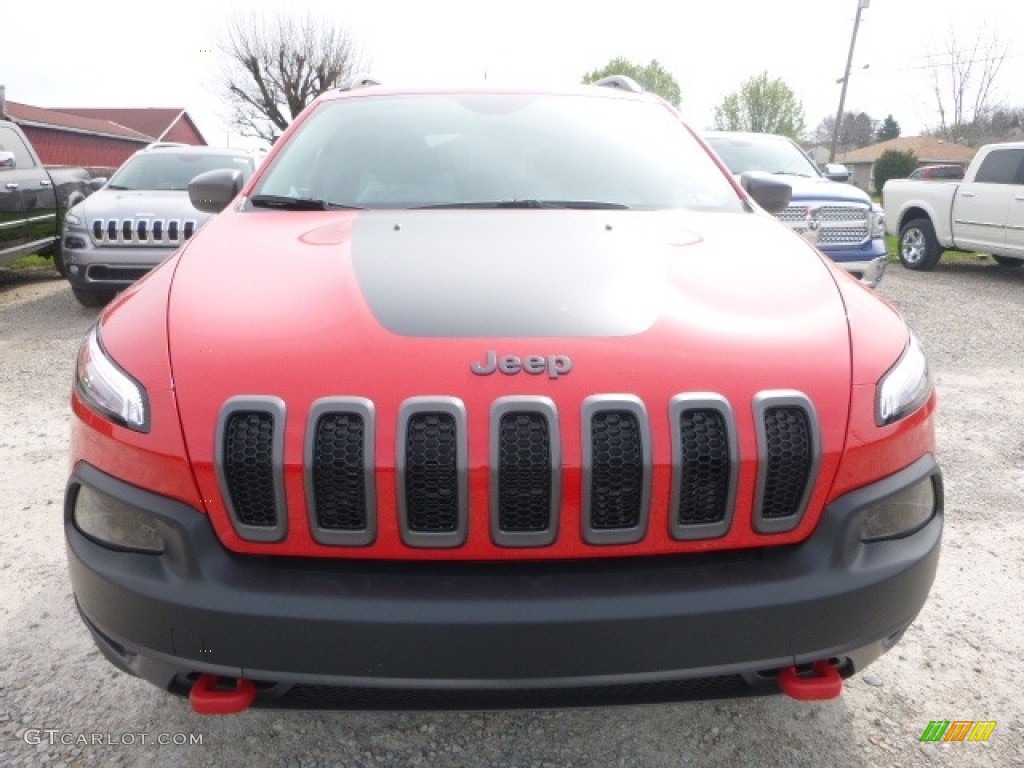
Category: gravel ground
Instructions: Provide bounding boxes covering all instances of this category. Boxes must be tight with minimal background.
[1,260,1022,767]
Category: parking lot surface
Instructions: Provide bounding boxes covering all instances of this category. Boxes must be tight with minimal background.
[1,261,1021,767]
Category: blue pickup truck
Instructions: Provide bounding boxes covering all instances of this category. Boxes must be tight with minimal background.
[705,131,887,287]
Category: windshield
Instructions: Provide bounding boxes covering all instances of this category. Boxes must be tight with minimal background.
[254,93,742,212]
[108,152,254,191]
[705,135,822,178]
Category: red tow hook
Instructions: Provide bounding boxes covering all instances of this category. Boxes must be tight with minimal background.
[188,674,256,714]
[778,661,843,701]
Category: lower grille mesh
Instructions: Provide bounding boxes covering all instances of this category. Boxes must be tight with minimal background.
[589,410,644,530]
[312,413,367,531]
[405,412,460,532]
[761,406,813,519]
[223,411,277,527]
[676,409,731,525]
[497,412,552,532]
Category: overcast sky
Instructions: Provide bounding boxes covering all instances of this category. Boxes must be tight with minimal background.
[5,0,1023,149]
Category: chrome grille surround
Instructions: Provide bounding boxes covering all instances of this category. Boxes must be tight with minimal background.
[581,395,651,546]
[489,396,561,547]
[215,396,287,543]
[668,393,739,540]
[397,397,469,548]
[213,391,823,550]
[752,391,821,534]
[304,397,376,546]
[777,202,870,247]
[90,218,197,246]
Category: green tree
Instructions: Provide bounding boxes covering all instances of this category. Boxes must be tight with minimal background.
[713,72,805,139]
[876,114,900,142]
[873,149,917,194]
[582,57,681,107]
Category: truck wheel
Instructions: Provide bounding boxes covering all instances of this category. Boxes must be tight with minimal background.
[72,287,114,308]
[52,242,68,277]
[899,218,943,271]
[992,255,1024,268]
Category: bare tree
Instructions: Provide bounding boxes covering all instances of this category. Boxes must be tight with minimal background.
[931,27,1007,145]
[220,12,364,144]
[813,111,874,152]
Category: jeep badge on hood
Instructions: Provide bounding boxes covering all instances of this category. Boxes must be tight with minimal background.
[470,351,572,378]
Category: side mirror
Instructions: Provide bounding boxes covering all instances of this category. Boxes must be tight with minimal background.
[189,168,243,213]
[88,177,107,191]
[740,172,792,214]
[823,163,851,183]
[0,151,16,170]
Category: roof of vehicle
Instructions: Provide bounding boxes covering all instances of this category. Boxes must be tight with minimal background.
[314,79,664,105]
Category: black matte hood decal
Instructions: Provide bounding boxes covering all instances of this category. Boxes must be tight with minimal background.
[351,211,669,337]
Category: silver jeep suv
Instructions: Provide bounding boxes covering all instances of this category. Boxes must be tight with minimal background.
[62,144,259,306]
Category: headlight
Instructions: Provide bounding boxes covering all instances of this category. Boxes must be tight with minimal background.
[75,325,149,431]
[870,206,885,239]
[64,212,83,227]
[877,332,931,426]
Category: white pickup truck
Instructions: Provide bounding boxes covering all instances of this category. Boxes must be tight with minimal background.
[883,141,1024,270]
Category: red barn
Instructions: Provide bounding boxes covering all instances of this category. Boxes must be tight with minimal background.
[1,92,206,173]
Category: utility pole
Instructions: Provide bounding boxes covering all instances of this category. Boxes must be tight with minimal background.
[829,0,869,162]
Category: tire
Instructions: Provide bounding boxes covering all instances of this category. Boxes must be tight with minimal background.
[72,287,114,308]
[898,218,944,271]
[992,255,1024,268]
[52,242,68,278]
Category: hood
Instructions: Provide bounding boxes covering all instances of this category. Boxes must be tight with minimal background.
[772,175,871,206]
[75,188,213,225]
[166,206,851,448]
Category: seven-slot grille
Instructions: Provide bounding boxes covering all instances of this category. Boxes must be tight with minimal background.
[216,391,820,548]
[90,218,197,246]
[777,202,870,246]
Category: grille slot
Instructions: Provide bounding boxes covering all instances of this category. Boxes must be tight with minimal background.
[216,397,287,542]
[490,398,560,547]
[582,396,650,545]
[305,398,376,546]
[753,392,820,533]
[669,395,738,540]
[398,398,468,548]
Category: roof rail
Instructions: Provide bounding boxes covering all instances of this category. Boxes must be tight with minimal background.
[144,141,189,151]
[593,75,644,94]
[340,74,381,92]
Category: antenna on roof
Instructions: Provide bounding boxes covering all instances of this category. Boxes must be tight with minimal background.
[592,75,644,94]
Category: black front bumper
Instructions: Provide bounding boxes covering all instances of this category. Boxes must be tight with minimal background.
[66,457,942,708]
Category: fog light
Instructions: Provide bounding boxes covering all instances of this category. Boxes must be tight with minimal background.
[861,477,936,542]
[74,485,164,553]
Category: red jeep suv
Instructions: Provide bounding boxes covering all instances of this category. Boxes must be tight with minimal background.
[66,77,941,713]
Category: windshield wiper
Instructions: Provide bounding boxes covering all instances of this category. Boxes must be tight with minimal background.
[249,194,365,211]
[412,199,630,210]
[106,184,131,190]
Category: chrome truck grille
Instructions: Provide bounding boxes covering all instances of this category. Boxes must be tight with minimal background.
[90,218,197,246]
[216,391,821,550]
[776,203,870,247]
